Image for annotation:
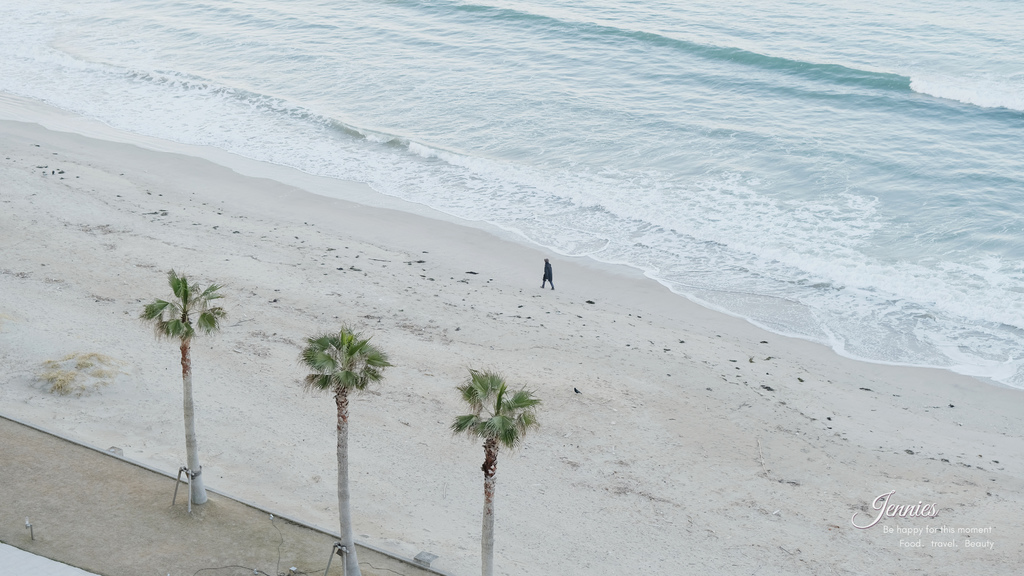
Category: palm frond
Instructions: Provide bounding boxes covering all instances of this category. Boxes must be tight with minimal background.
[168,270,189,301]
[515,410,538,432]
[451,413,481,435]
[452,369,540,450]
[471,369,504,395]
[200,283,224,300]
[166,318,194,340]
[493,383,506,416]
[303,372,337,392]
[142,271,224,343]
[456,383,484,413]
[141,299,171,321]
[505,389,542,411]
[195,310,222,333]
[364,348,390,368]
[299,326,391,395]
[498,418,521,450]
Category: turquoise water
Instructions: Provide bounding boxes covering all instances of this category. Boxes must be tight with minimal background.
[2,0,1023,386]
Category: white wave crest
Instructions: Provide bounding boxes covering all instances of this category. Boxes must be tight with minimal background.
[910,74,1024,112]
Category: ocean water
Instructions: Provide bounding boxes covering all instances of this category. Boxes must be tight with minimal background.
[2,0,1022,387]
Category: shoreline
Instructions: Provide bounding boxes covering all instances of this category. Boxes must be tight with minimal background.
[1,92,1014,393]
[2,114,1022,574]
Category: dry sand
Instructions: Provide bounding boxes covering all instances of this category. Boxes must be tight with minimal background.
[1,112,1022,575]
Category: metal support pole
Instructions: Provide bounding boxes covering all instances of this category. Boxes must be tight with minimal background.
[25,518,33,540]
[172,467,185,505]
[172,466,195,513]
[323,542,348,576]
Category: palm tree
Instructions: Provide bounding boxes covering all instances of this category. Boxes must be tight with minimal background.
[141,270,225,506]
[300,327,391,576]
[452,370,541,576]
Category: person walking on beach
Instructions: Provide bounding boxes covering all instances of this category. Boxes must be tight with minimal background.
[541,258,554,290]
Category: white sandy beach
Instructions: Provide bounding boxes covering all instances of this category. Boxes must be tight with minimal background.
[1,114,1022,575]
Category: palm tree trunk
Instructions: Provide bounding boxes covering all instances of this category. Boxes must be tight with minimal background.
[336,386,361,576]
[180,340,208,505]
[481,439,498,576]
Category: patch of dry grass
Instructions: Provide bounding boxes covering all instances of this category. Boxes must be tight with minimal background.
[39,353,124,396]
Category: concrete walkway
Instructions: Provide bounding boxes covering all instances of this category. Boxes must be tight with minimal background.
[0,416,447,576]
[0,543,101,575]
